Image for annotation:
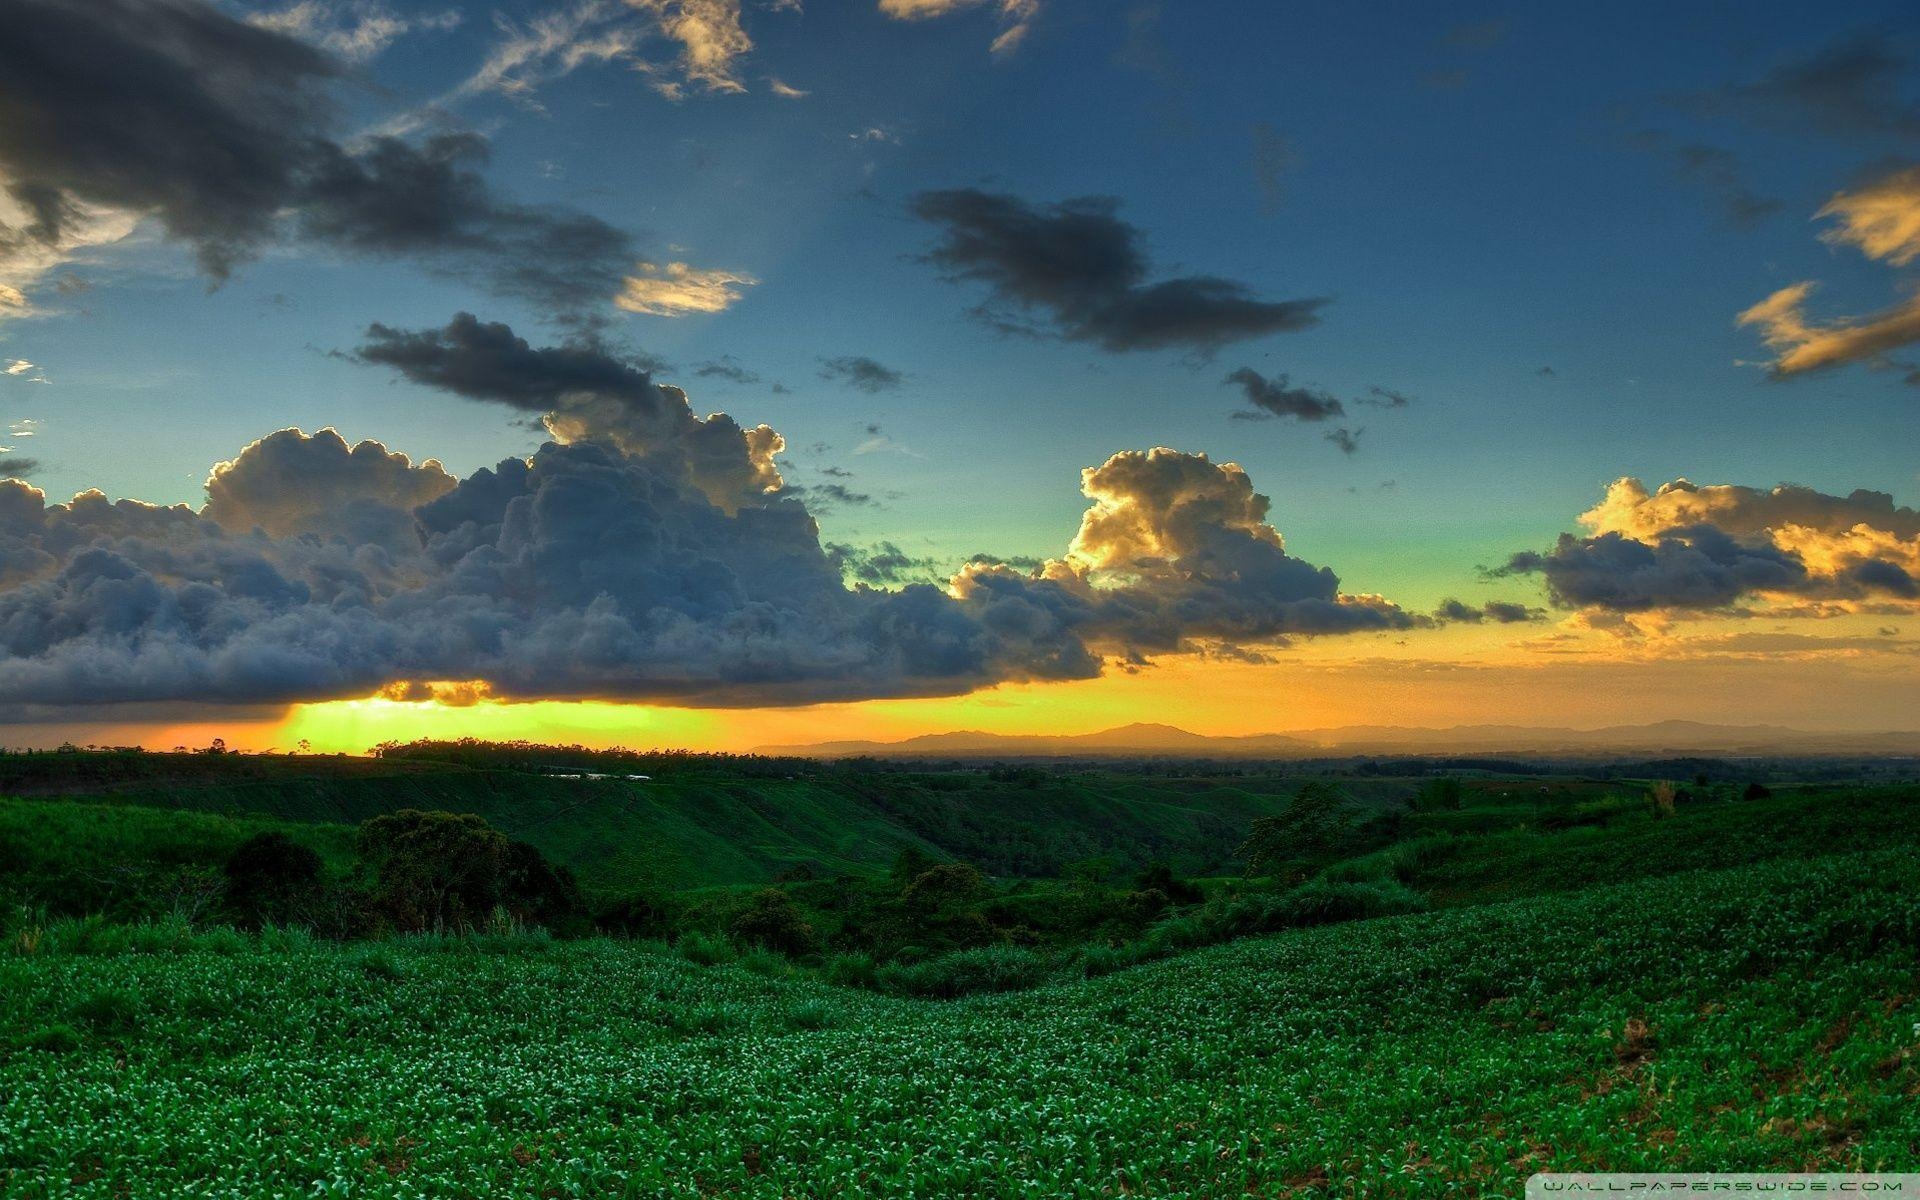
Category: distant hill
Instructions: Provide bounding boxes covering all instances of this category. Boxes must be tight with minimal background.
[756,719,1920,760]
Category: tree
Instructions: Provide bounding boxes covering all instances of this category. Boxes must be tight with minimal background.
[729,888,818,956]
[223,832,323,928]
[1237,781,1353,877]
[356,810,509,934]
[1411,777,1465,812]
[500,839,586,933]
[1742,781,1771,801]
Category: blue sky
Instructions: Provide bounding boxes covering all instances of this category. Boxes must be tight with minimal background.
[9,0,1915,610]
[1,0,1918,741]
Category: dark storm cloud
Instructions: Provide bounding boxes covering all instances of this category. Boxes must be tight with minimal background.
[1692,33,1920,140]
[818,356,905,393]
[911,189,1327,353]
[0,0,636,318]
[1223,368,1343,421]
[0,351,1419,711]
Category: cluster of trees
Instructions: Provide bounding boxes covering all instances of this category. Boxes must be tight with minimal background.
[222,810,586,936]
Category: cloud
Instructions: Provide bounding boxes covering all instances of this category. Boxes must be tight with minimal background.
[0,458,36,478]
[912,189,1327,353]
[1323,427,1362,455]
[0,0,643,322]
[615,261,757,316]
[818,355,905,392]
[1361,386,1411,409]
[1818,163,1920,266]
[1628,132,1782,229]
[0,351,1411,711]
[1501,476,1920,612]
[1738,282,1920,378]
[768,79,809,99]
[826,540,945,585]
[248,1,461,63]
[693,356,760,384]
[1695,33,1920,141]
[3,360,31,376]
[1251,123,1293,216]
[1434,598,1542,624]
[1738,163,1920,376]
[628,0,753,95]
[356,313,782,513]
[877,0,1038,57]
[1223,367,1342,421]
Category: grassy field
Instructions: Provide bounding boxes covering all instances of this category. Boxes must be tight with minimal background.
[0,751,1422,891]
[4,848,1916,1197]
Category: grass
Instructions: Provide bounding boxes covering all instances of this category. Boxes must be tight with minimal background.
[2,847,1916,1196]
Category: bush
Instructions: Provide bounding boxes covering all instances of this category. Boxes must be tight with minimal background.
[737,947,790,977]
[728,889,818,957]
[876,945,1050,998]
[223,832,322,928]
[822,952,877,988]
[72,987,140,1033]
[16,1023,83,1054]
[676,930,735,967]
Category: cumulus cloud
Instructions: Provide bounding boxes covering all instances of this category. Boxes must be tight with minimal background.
[0,344,1412,710]
[818,355,904,392]
[615,261,757,316]
[1501,476,1920,612]
[912,189,1327,354]
[877,0,1038,57]
[0,0,640,321]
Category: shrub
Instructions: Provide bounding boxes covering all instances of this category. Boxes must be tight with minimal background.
[728,889,818,957]
[676,930,735,967]
[737,947,790,978]
[16,1023,83,1054]
[876,945,1050,998]
[822,952,877,989]
[72,987,140,1033]
[222,832,322,929]
[360,948,406,981]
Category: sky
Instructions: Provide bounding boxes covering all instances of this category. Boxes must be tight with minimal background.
[0,0,1918,751]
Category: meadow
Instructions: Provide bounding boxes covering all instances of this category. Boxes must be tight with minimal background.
[3,746,1918,1195]
[5,849,1917,1197]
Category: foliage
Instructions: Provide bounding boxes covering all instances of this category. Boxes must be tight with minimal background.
[1236,780,1355,876]
[2,851,1916,1196]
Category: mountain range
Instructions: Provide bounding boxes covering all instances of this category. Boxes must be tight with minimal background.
[754,720,1920,760]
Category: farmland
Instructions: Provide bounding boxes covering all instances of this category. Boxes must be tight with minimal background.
[3,746,1918,1196]
[5,848,1918,1197]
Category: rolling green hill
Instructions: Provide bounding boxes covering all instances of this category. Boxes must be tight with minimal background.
[6,847,1916,1196]
[0,750,1422,891]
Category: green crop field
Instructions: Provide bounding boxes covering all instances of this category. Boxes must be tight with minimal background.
[5,848,1918,1198]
